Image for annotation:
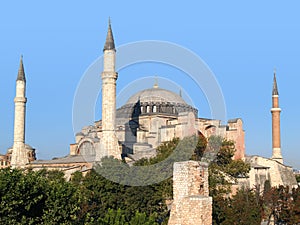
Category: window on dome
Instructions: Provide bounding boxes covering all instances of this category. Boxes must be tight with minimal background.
[153,105,157,113]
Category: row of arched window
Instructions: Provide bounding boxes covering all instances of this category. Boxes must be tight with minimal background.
[130,102,198,117]
[140,104,177,114]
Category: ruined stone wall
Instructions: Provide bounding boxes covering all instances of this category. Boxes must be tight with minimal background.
[168,161,212,225]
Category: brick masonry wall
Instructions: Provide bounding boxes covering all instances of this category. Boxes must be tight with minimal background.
[168,161,212,225]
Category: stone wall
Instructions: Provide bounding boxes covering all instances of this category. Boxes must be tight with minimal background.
[168,161,212,225]
[226,119,245,160]
[239,156,298,191]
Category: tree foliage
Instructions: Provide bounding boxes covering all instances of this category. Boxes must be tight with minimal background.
[262,185,300,225]
[2,135,298,224]
[0,168,82,224]
[217,188,262,225]
[207,136,250,197]
[98,209,158,225]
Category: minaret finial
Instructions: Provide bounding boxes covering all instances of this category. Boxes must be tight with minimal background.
[272,68,279,96]
[17,55,26,82]
[153,76,159,88]
[103,17,115,51]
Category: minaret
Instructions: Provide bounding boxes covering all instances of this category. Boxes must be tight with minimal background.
[11,56,29,168]
[97,20,120,160]
[271,70,283,163]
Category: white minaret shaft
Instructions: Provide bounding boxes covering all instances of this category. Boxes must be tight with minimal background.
[97,20,120,160]
[271,71,283,164]
[11,56,29,168]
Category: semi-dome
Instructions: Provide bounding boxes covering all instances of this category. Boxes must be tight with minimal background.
[126,87,186,105]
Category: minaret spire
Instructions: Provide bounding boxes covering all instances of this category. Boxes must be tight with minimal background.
[271,69,283,163]
[272,69,279,96]
[103,18,115,51]
[17,55,26,81]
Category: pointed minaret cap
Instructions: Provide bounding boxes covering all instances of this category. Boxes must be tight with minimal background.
[272,69,279,96]
[103,18,115,51]
[17,55,26,82]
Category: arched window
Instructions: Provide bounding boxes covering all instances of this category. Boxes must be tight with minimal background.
[146,105,150,113]
[166,105,171,113]
[78,141,96,156]
[161,104,165,113]
[153,105,157,113]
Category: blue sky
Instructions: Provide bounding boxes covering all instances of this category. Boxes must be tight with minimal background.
[0,1,299,168]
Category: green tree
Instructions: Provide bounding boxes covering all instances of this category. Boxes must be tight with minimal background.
[0,168,47,224]
[0,168,84,225]
[208,136,250,197]
[97,208,127,225]
[262,185,300,225]
[206,136,252,224]
[97,209,158,225]
[221,188,262,225]
[291,187,300,224]
[79,169,126,222]
[129,211,158,225]
[191,133,207,161]
[41,178,83,224]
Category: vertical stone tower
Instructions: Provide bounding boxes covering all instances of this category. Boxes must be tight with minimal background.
[168,161,212,225]
[11,56,29,168]
[97,20,120,160]
[271,71,283,164]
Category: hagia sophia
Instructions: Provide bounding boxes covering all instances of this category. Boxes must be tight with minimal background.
[0,22,297,190]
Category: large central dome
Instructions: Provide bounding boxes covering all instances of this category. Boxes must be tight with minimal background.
[126,87,186,105]
[116,86,198,120]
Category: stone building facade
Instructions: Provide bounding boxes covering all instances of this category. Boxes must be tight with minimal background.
[70,83,245,163]
[237,155,297,192]
[168,161,212,225]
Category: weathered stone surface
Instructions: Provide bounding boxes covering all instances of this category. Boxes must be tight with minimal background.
[11,58,35,168]
[168,161,212,225]
[238,156,298,191]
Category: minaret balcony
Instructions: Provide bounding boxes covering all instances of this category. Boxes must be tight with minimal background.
[271,108,281,112]
[14,97,27,103]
